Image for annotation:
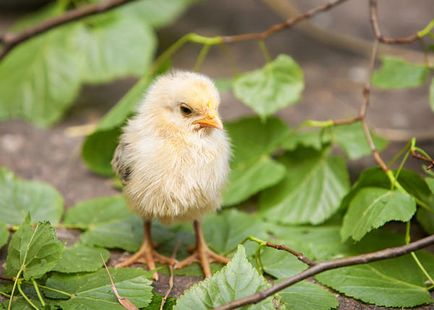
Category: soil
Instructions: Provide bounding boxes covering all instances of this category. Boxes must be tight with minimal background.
[0,0,433,309]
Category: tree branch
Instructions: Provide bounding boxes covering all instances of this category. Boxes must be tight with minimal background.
[221,0,349,43]
[216,234,434,310]
[0,0,138,60]
[369,0,419,44]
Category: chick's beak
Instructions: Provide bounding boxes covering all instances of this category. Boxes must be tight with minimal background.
[193,113,223,129]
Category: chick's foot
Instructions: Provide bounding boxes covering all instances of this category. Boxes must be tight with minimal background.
[115,221,174,281]
[175,220,229,278]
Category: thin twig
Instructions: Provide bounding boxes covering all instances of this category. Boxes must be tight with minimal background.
[0,0,138,60]
[247,236,315,266]
[411,150,434,171]
[221,0,349,43]
[216,234,434,310]
[160,241,180,310]
[262,241,315,266]
[260,0,427,61]
[369,0,419,44]
[101,254,139,310]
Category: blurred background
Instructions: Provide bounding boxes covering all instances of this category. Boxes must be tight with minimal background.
[0,0,433,207]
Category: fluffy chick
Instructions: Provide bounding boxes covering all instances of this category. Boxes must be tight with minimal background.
[113,71,231,279]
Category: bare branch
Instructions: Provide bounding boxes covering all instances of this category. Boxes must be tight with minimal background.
[262,241,315,266]
[216,234,434,310]
[0,0,138,60]
[221,0,349,43]
[369,0,419,44]
[411,150,434,171]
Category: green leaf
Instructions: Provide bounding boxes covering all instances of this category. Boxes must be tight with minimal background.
[260,148,350,224]
[175,245,273,309]
[317,251,434,307]
[0,167,63,225]
[282,129,331,151]
[0,222,8,249]
[332,123,388,159]
[46,268,153,309]
[223,117,290,206]
[427,177,434,193]
[430,78,434,112]
[340,168,433,211]
[261,247,307,278]
[203,210,268,254]
[52,244,111,273]
[120,0,194,28]
[5,219,63,280]
[64,196,143,252]
[260,247,338,310]
[372,57,429,89]
[74,13,156,83]
[341,188,416,241]
[82,75,153,176]
[417,208,434,234]
[12,1,66,31]
[268,222,434,307]
[233,54,304,117]
[0,27,82,126]
[215,78,233,93]
[279,282,338,310]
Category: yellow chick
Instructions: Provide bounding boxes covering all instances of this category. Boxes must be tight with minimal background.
[112,71,231,280]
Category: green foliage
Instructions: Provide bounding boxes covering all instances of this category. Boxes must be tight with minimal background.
[203,210,268,254]
[0,0,192,126]
[279,282,339,310]
[119,0,194,28]
[46,268,153,309]
[64,195,143,252]
[223,117,290,206]
[0,222,8,249]
[82,75,153,176]
[317,252,434,307]
[332,123,388,160]
[2,3,434,308]
[260,147,350,224]
[5,218,63,280]
[175,245,273,309]
[74,13,156,83]
[261,247,306,278]
[341,188,416,241]
[0,27,82,126]
[234,54,304,117]
[372,57,429,89]
[0,167,63,225]
[270,223,434,307]
[52,244,111,273]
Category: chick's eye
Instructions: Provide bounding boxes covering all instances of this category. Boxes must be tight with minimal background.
[180,104,193,116]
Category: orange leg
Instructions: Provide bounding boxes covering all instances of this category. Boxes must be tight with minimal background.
[175,220,229,278]
[116,220,174,280]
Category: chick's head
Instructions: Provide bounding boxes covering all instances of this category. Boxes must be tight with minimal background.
[140,71,223,134]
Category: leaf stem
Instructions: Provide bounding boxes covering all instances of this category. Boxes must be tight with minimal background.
[0,291,11,298]
[8,269,23,310]
[258,40,272,63]
[194,44,212,71]
[37,284,73,298]
[405,222,434,286]
[31,279,46,307]
[17,281,39,310]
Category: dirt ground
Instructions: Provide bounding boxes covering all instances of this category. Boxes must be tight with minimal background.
[0,0,433,309]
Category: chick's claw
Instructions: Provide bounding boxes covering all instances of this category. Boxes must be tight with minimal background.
[115,221,175,281]
[175,220,230,278]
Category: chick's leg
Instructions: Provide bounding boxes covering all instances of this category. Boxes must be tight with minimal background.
[175,220,229,278]
[116,220,172,280]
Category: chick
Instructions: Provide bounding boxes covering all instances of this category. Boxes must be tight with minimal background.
[112,71,231,280]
